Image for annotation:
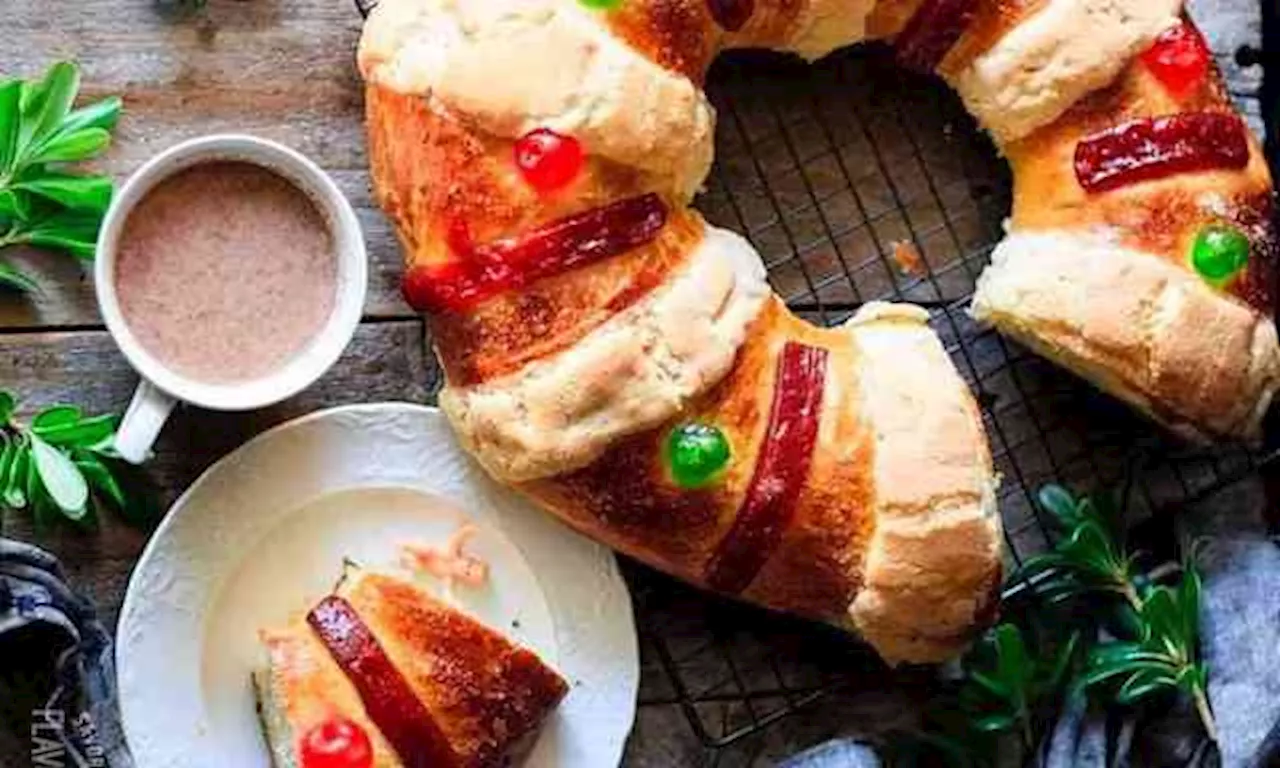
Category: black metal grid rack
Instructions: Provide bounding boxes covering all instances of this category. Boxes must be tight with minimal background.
[352,1,1278,763]
[628,32,1280,768]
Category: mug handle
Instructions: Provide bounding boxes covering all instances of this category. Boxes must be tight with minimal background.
[114,380,177,464]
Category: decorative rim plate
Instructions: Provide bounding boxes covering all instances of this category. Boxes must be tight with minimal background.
[117,403,638,767]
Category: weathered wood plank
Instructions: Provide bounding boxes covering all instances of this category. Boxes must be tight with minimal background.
[0,318,437,628]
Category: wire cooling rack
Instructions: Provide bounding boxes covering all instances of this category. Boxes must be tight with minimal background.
[634,42,1280,766]
[352,1,1278,763]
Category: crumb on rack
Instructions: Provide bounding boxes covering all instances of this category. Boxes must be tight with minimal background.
[891,240,926,276]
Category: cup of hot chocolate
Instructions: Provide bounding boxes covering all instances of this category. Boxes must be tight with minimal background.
[95,135,367,463]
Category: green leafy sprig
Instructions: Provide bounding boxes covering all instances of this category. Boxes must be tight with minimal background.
[0,391,149,528]
[891,484,1213,766]
[0,61,122,291]
[960,625,1081,747]
[1019,486,1140,609]
[891,622,1086,766]
[1025,486,1216,742]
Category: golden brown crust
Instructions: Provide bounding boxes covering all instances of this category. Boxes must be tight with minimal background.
[365,84,661,269]
[604,0,722,81]
[439,223,772,482]
[517,298,789,582]
[968,15,1280,442]
[1005,57,1276,312]
[429,212,704,386]
[938,0,1047,78]
[259,571,567,768]
[972,230,1280,442]
[338,572,568,768]
[944,0,1182,143]
[521,301,999,662]
[359,0,716,201]
[361,0,1003,665]
[844,304,1002,663]
[866,0,926,39]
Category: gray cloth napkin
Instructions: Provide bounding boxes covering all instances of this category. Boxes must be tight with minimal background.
[0,538,132,768]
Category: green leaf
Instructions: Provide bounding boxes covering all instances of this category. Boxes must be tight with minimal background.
[0,188,18,218]
[1140,587,1185,648]
[17,81,47,155]
[26,451,52,530]
[3,442,28,508]
[1037,485,1078,526]
[13,172,112,212]
[0,261,39,293]
[0,391,14,424]
[0,80,21,174]
[994,624,1032,690]
[99,459,160,528]
[32,405,81,430]
[0,440,13,496]
[1087,643,1172,668]
[21,63,79,163]
[19,79,43,117]
[29,127,111,164]
[73,452,126,510]
[967,669,1012,699]
[36,412,118,447]
[56,95,122,137]
[35,206,100,239]
[23,232,96,260]
[7,187,35,222]
[1115,668,1177,705]
[17,208,103,261]
[972,712,1018,733]
[29,435,88,516]
[1042,632,1081,694]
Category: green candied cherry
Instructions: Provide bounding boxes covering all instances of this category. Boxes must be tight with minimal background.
[579,0,623,8]
[1191,223,1250,284]
[665,423,731,489]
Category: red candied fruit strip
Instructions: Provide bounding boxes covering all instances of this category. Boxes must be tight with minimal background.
[704,342,829,595]
[401,193,669,313]
[894,0,980,73]
[1074,112,1249,194]
[706,0,754,32]
[307,596,459,768]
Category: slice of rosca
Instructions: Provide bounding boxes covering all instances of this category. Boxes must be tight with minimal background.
[255,567,568,768]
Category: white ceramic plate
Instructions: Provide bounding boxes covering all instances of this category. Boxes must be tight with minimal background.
[117,403,638,768]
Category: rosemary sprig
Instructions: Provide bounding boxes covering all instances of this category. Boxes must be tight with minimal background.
[1018,486,1141,609]
[891,484,1213,766]
[1079,561,1217,742]
[0,61,122,291]
[1024,486,1215,741]
[0,391,153,529]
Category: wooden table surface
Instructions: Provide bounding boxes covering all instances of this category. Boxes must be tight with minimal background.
[4,2,1272,766]
[2,0,430,627]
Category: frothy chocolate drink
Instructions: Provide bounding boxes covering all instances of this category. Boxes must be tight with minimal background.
[114,161,337,384]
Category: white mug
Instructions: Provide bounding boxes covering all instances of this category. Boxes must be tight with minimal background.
[95,135,368,464]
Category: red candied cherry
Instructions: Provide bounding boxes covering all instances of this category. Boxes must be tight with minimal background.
[299,716,373,768]
[1141,21,1211,98]
[514,129,585,193]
